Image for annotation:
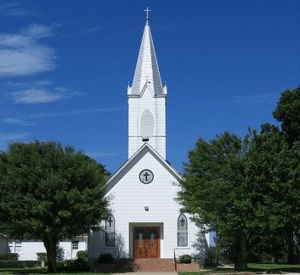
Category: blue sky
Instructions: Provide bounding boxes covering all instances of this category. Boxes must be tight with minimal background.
[0,0,299,174]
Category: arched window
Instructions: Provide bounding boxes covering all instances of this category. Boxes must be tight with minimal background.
[177,214,188,247]
[140,109,154,138]
[105,215,115,246]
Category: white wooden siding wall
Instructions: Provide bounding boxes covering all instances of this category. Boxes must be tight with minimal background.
[128,87,166,159]
[19,242,46,260]
[5,238,87,261]
[88,147,207,260]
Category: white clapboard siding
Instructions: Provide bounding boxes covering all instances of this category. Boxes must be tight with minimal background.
[128,86,166,159]
[88,144,208,260]
[4,238,87,261]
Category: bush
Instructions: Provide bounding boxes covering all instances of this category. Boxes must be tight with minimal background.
[62,258,88,272]
[0,253,19,261]
[77,250,88,261]
[56,261,64,267]
[178,254,192,264]
[0,260,39,268]
[56,245,64,261]
[36,252,47,262]
[64,259,75,267]
[98,253,115,264]
[261,252,272,263]
[58,265,89,272]
[74,258,87,267]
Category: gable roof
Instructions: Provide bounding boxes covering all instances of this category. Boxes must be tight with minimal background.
[104,143,184,189]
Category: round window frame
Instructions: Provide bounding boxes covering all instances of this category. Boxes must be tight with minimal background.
[139,169,154,184]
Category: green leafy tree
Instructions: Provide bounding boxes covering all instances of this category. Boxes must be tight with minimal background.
[177,129,300,268]
[177,131,256,269]
[273,85,300,147]
[245,124,300,264]
[269,85,300,263]
[0,140,110,273]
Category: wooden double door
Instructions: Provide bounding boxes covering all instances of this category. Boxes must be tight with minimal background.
[134,227,160,258]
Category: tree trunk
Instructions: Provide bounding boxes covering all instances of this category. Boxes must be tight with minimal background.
[44,234,57,273]
[283,233,288,263]
[257,243,261,263]
[235,235,248,270]
[286,228,294,264]
[215,234,218,264]
[296,244,300,264]
[295,231,300,263]
[271,244,275,263]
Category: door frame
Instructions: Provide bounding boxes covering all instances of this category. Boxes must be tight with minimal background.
[133,226,160,258]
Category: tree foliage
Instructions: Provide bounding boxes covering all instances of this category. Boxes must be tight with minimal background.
[177,131,253,269]
[0,140,109,272]
[271,85,300,262]
[177,126,300,268]
[273,85,300,146]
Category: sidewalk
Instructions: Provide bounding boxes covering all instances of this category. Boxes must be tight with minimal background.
[113,273,177,275]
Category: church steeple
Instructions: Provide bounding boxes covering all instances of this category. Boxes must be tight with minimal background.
[128,9,166,97]
[127,10,167,159]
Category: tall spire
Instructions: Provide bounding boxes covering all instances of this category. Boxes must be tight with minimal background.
[129,9,164,96]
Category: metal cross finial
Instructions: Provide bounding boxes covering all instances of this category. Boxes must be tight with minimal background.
[144,7,151,19]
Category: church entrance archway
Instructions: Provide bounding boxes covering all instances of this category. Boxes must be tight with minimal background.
[133,227,160,258]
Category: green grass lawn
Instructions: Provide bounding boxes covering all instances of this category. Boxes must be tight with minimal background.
[179,263,300,275]
[0,268,111,275]
[3,263,300,275]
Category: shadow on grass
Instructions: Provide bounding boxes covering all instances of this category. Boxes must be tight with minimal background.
[0,268,102,274]
[195,264,300,274]
[0,268,47,274]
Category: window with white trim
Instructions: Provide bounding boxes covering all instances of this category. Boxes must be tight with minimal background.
[177,214,188,247]
[72,240,79,250]
[6,241,23,254]
[105,215,115,246]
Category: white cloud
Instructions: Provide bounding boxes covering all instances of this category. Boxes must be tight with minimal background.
[0,24,56,77]
[84,26,103,34]
[87,152,117,157]
[3,118,35,126]
[230,93,279,104]
[0,3,36,17]
[27,107,127,118]
[12,89,63,104]
[6,80,82,104]
[35,80,52,86]
[0,133,29,141]
[0,3,20,11]
[54,87,68,93]
[0,132,29,150]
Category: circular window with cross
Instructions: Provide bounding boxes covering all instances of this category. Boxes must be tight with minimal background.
[139,169,154,184]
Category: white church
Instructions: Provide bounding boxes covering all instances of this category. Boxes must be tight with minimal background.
[0,11,210,264]
[88,12,210,262]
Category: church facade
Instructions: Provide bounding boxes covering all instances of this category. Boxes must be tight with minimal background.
[88,14,209,261]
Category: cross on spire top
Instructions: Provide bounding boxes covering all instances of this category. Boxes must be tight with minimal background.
[144,7,151,24]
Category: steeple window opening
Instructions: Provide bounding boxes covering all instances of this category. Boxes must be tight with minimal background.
[140,109,154,138]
